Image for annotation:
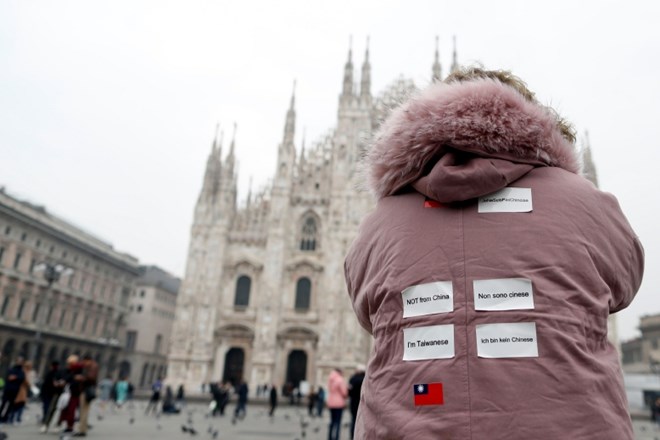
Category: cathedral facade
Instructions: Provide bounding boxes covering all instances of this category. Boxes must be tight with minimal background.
[167,42,428,392]
[167,42,613,392]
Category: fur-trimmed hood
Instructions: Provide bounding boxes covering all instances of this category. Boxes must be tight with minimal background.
[367,78,580,201]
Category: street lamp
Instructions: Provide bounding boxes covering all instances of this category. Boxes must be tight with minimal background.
[34,262,74,286]
[31,262,74,370]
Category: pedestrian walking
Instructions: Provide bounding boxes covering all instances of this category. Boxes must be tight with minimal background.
[114,376,129,408]
[145,376,163,415]
[344,67,645,439]
[326,368,348,440]
[268,383,277,417]
[307,386,317,417]
[233,380,248,420]
[57,355,83,435]
[348,365,365,439]
[75,354,99,437]
[176,384,185,408]
[7,360,32,424]
[0,357,24,423]
[97,374,113,418]
[316,386,325,418]
[40,360,65,433]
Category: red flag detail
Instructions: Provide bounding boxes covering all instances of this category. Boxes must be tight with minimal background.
[413,383,444,406]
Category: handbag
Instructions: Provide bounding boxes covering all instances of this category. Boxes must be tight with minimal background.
[84,386,97,402]
[56,385,71,410]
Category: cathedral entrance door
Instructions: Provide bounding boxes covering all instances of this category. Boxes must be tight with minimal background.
[286,350,307,388]
[222,347,245,386]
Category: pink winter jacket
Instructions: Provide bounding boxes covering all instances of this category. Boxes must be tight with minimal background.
[344,79,644,439]
[327,369,348,409]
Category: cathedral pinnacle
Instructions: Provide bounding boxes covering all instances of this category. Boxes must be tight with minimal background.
[200,125,223,202]
[283,80,296,145]
[360,36,371,99]
[450,35,459,74]
[580,130,599,187]
[342,36,354,96]
[226,122,237,175]
[432,36,442,82]
[212,122,220,154]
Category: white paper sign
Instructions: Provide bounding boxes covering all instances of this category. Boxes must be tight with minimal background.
[402,281,453,318]
[403,324,455,361]
[473,278,534,311]
[476,322,538,358]
[478,187,532,213]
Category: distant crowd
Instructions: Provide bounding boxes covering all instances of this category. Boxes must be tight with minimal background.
[0,354,367,440]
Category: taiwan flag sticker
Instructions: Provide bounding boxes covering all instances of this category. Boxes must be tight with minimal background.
[413,383,444,406]
[424,198,443,208]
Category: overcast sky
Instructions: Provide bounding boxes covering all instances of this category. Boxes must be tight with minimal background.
[1,0,658,341]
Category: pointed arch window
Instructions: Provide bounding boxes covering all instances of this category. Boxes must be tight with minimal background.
[295,277,311,311]
[300,217,317,251]
[234,275,251,308]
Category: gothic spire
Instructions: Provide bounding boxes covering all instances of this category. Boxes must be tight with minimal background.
[342,36,354,97]
[450,35,459,74]
[432,36,442,82]
[247,175,253,206]
[212,122,219,154]
[283,80,296,145]
[581,131,599,187]
[200,125,222,200]
[226,122,237,174]
[360,36,371,99]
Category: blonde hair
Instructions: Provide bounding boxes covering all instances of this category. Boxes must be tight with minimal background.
[445,66,576,145]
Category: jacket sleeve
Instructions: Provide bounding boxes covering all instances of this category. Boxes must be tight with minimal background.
[596,192,645,313]
[345,219,378,335]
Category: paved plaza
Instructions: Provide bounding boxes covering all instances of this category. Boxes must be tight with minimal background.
[1,400,659,439]
[0,400,334,440]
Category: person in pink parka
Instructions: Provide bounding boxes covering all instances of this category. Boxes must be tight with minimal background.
[326,368,348,440]
[344,67,644,439]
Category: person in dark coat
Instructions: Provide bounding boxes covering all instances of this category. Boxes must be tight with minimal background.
[348,365,365,439]
[315,386,325,417]
[0,357,25,422]
[234,380,248,419]
[307,386,317,417]
[39,361,64,432]
[268,384,278,417]
[176,384,185,408]
[162,386,180,414]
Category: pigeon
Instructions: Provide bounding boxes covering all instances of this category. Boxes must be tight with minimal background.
[182,425,189,433]
[231,417,236,425]
[313,427,321,433]
[207,425,213,434]
[189,427,198,436]
[211,430,219,439]
[129,417,134,424]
